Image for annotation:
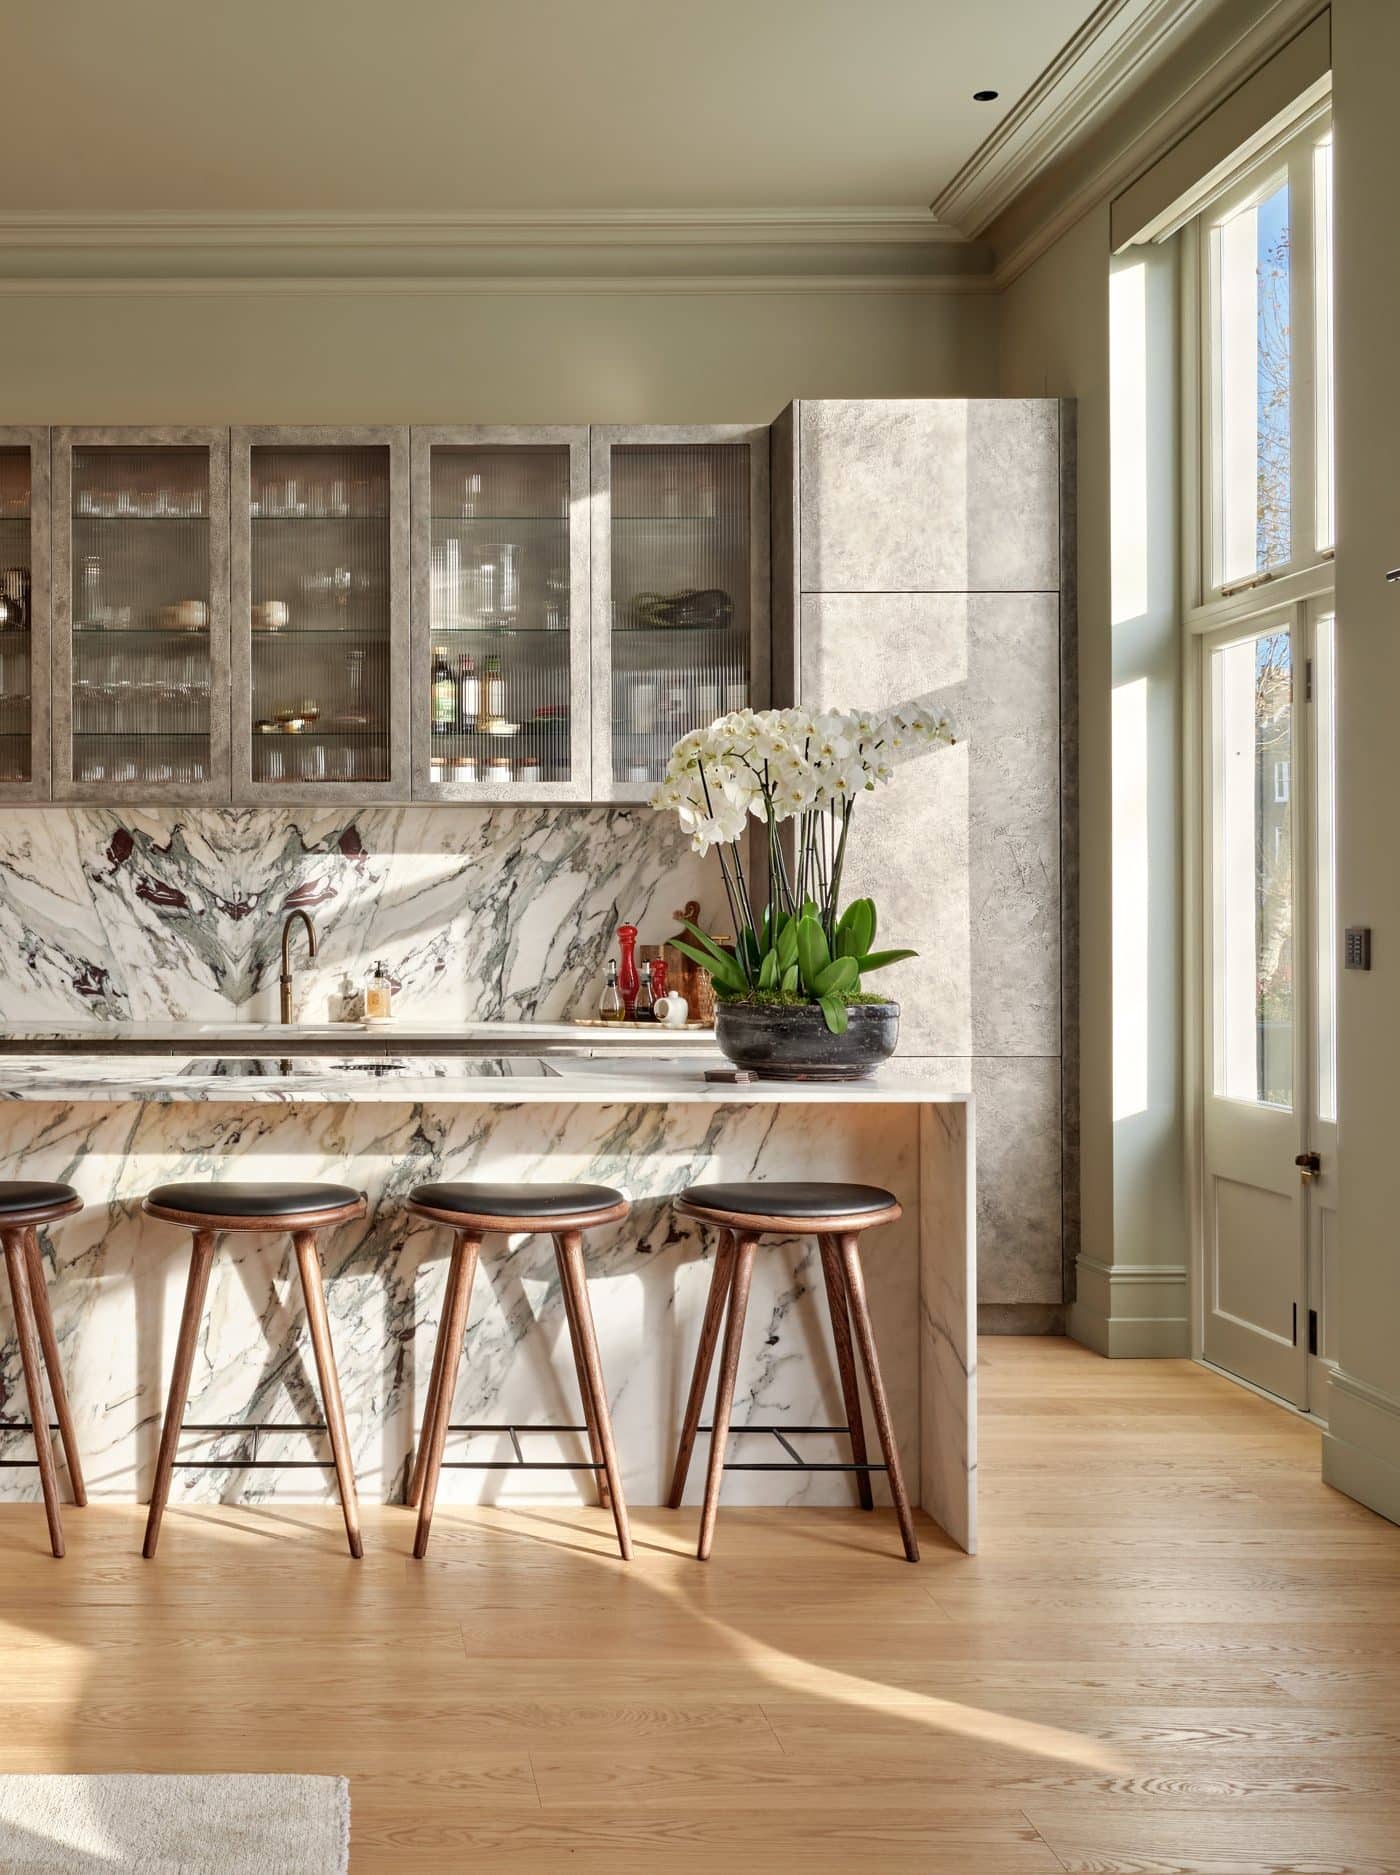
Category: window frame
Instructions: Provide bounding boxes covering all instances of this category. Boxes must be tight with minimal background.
[1189,103,1333,620]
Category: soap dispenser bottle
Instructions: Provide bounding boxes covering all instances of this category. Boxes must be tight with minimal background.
[364,960,393,1022]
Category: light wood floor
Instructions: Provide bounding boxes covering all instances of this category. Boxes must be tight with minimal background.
[2,1338,1397,1873]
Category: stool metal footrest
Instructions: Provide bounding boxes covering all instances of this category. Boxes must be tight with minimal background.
[172,1420,333,1470]
[437,1421,604,1471]
[697,1423,889,1474]
[0,1416,63,1467]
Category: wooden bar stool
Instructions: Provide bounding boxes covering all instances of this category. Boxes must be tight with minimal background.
[668,1181,919,1563]
[406,1181,631,1561]
[0,1182,86,1558]
[142,1181,367,1560]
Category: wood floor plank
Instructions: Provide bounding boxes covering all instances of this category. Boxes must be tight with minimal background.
[0,1337,1395,1873]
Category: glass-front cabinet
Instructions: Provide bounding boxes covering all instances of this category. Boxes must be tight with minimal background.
[410,427,590,800]
[0,429,51,801]
[591,426,768,803]
[53,428,230,803]
[231,427,409,801]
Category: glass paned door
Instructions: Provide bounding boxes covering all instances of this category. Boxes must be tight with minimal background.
[0,432,50,800]
[1211,625,1294,1106]
[54,428,230,802]
[592,427,768,804]
[411,429,589,801]
[1202,613,1307,1406]
[232,428,409,802]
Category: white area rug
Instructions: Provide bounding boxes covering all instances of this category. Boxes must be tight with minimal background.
[0,1775,349,1874]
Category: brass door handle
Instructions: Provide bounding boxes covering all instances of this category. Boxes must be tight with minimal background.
[1295,1151,1322,1181]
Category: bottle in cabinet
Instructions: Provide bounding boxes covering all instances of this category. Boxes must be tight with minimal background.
[431,646,455,734]
[482,654,506,724]
[456,653,479,730]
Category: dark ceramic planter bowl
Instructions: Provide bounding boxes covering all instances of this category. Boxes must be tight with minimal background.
[714,1000,899,1082]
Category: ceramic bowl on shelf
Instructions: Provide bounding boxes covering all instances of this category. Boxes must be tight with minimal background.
[252,601,290,632]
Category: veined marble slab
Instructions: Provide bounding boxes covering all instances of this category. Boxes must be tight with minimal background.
[0,1073,975,1550]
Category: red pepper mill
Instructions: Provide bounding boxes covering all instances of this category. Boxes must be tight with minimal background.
[616,924,640,1018]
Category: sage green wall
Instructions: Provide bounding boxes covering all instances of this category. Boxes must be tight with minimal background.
[0,285,998,424]
[1322,0,1400,1521]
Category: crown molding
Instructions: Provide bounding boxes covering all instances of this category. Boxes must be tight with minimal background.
[986,0,1328,287]
[0,272,1000,299]
[0,206,991,285]
[933,0,1212,236]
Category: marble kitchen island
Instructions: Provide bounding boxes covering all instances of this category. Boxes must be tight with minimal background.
[0,1055,976,1551]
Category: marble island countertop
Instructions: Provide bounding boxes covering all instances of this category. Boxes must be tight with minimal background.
[0,1051,973,1106]
[0,1018,719,1056]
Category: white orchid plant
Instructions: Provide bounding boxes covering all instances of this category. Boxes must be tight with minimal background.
[651,704,956,1033]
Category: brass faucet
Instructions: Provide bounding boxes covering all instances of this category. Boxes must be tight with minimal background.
[278,908,317,1024]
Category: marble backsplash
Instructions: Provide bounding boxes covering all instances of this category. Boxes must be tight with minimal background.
[0,806,718,1025]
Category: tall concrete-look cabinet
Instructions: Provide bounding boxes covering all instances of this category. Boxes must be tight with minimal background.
[772,400,1076,1325]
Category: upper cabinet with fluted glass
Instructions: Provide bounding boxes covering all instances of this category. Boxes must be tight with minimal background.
[411,428,589,801]
[0,430,51,801]
[231,427,409,801]
[591,426,768,804]
[53,428,230,803]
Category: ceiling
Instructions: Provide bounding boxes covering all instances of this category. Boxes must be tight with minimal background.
[5,0,1098,215]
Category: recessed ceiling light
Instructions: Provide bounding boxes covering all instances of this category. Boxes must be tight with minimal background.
[973,89,999,102]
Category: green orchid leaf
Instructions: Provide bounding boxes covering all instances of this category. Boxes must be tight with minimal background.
[818,993,849,1035]
[671,937,747,993]
[813,955,859,995]
[757,948,779,990]
[680,918,744,973]
[795,913,831,993]
[856,947,918,973]
[776,919,799,971]
[835,897,876,960]
[780,963,800,993]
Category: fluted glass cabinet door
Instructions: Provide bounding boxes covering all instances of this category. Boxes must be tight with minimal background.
[0,429,51,802]
[232,427,409,802]
[411,428,590,801]
[53,427,230,803]
[591,426,769,804]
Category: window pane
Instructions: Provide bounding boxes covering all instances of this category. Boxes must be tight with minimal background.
[1314,137,1335,552]
[1315,613,1337,1122]
[1213,628,1293,1106]
[1216,180,1291,583]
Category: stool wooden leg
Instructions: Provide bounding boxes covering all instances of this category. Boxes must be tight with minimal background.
[818,1233,873,1511]
[292,1230,364,1561]
[556,1239,610,1511]
[3,1227,65,1558]
[556,1229,631,1561]
[144,1229,215,1559]
[838,1231,919,1562]
[667,1230,735,1509]
[698,1233,757,1562]
[413,1231,479,1560]
[407,1249,460,1510]
[24,1227,86,1509]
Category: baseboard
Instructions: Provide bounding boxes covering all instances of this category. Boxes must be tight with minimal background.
[1068,1255,1190,1357]
[1322,1367,1400,1528]
[978,1304,1067,1335]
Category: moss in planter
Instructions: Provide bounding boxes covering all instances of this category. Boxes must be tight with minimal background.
[716,989,893,1010]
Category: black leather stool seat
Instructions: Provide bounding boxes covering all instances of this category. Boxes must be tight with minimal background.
[411,1181,625,1221]
[0,1180,80,1219]
[681,1180,897,1219]
[148,1181,362,1218]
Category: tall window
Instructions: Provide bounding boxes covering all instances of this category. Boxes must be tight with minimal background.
[1199,112,1333,602]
